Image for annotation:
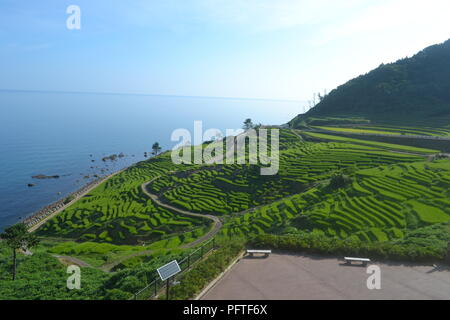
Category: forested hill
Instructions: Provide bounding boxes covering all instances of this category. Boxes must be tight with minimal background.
[290,39,450,127]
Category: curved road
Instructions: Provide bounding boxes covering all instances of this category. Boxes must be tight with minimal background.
[141,177,223,249]
[93,175,224,272]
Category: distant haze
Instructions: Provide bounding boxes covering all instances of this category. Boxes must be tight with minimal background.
[1,1,450,100]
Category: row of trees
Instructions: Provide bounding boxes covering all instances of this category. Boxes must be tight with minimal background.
[304,90,328,113]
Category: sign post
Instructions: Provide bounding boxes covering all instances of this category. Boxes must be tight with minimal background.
[166,279,170,300]
[157,260,181,300]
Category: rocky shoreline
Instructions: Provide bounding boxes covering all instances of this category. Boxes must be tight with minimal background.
[24,174,110,230]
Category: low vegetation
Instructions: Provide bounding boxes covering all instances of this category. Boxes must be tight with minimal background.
[163,240,244,300]
[249,233,446,262]
[0,239,189,300]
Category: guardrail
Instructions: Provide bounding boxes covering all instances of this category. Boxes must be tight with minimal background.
[131,238,216,300]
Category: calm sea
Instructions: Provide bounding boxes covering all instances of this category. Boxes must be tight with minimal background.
[0,91,301,231]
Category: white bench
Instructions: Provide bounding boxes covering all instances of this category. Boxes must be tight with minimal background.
[344,257,370,266]
[247,249,271,257]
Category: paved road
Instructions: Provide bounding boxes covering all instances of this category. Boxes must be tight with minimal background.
[141,177,223,249]
[202,253,450,300]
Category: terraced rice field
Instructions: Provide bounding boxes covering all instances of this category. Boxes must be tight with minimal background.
[302,132,439,154]
[37,155,210,244]
[313,126,450,137]
[221,160,450,242]
[148,130,424,216]
[38,128,450,247]
[368,119,450,137]
[312,118,450,137]
[314,126,411,136]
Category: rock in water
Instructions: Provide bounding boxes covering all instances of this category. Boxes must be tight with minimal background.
[32,174,60,179]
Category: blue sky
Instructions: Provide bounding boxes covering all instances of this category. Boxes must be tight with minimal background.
[1,0,450,100]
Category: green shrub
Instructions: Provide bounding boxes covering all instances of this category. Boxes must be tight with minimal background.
[63,195,76,205]
[0,252,109,300]
[104,289,131,300]
[165,241,244,300]
[329,173,353,190]
[249,233,445,262]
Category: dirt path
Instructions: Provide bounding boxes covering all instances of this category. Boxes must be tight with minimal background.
[100,249,156,272]
[141,177,223,249]
[290,129,304,141]
[53,255,92,268]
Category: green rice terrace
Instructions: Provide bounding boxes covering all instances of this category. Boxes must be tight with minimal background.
[36,158,211,245]
[149,130,428,215]
[313,124,450,137]
[222,160,450,242]
[2,128,450,300]
[301,117,450,138]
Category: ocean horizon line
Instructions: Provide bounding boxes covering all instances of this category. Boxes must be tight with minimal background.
[0,88,305,104]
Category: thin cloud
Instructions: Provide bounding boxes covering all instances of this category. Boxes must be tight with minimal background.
[313,0,450,47]
[197,0,367,32]
[112,0,370,33]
